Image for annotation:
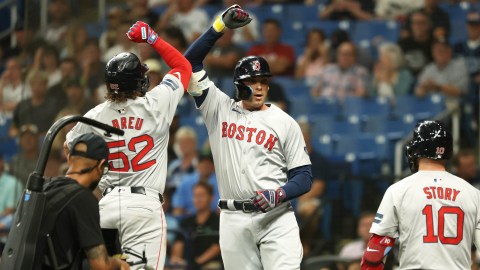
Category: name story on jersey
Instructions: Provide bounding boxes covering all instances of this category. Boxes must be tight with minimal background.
[221,121,278,151]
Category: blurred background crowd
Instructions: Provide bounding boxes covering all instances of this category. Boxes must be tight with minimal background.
[1,0,480,269]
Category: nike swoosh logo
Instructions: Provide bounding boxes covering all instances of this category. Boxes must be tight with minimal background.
[366,247,379,252]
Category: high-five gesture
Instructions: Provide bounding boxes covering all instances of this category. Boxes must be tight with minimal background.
[126,21,158,45]
[213,4,252,33]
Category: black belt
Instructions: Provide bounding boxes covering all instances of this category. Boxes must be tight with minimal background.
[103,186,164,203]
[218,200,259,213]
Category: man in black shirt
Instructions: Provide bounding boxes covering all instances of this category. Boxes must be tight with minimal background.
[45,133,129,270]
[170,182,221,270]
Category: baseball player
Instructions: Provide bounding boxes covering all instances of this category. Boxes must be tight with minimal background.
[361,120,480,270]
[184,5,313,270]
[65,21,192,269]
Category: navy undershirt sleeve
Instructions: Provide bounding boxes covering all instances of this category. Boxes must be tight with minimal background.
[282,165,313,201]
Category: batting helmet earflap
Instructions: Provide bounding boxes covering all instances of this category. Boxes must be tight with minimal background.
[233,56,271,100]
[105,52,150,95]
[405,120,453,173]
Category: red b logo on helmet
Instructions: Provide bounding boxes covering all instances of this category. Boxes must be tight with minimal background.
[252,60,261,71]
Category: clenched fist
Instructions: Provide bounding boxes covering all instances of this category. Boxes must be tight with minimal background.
[126,21,158,45]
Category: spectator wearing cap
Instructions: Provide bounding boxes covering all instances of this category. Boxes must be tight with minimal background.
[415,40,469,110]
[8,124,40,187]
[454,11,480,147]
[46,133,130,269]
[11,70,63,136]
[171,151,219,217]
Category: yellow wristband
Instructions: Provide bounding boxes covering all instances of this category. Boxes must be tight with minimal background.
[212,16,225,32]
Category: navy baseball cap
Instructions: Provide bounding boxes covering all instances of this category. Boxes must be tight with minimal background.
[70,133,109,161]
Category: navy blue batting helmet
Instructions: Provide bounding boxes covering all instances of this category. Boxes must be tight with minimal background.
[233,56,271,100]
[405,120,453,173]
[105,52,150,95]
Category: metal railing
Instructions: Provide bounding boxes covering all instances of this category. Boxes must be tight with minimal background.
[393,105,461,181]
[0,0,17,45]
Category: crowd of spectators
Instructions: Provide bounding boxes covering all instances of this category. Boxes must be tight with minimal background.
[1,0,480,269]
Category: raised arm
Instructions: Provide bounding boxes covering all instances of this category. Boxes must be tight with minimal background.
[127,21,192,91]
[184,5,251,103]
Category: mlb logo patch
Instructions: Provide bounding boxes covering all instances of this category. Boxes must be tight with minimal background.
[110,83,119,90]
[252,60,261,71]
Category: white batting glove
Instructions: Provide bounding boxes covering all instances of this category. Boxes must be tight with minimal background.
[187,70,212,96]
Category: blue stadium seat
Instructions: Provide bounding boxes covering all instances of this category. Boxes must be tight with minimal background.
[341,96,390,118]
[289,95,311,117]
[311,115,361,138]
[284,4,320,22]
[248,4,285,24]
[311,134,334,157]
[305,20,352,38]
[309,97,340,117]
[362,115,416,140]
[440,2,471,22]
[351,20,400,45]
[449,19,468,45]
[392,94,445,120]
[272,77,310,98]
[179,115,209,149]
[282,21,306,44]
[334,134,388,176]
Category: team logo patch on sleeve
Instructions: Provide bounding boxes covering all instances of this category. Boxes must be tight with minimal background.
[161,78,179,91]
[374,213,383,224]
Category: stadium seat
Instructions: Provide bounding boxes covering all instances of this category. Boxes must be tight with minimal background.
[362,115,416,140]
[440,2,471,22]
[284,4,320,22]
[248,4,285,24]
[449,19,468,45]
[272,77,310,99]
[305,20,352,38]
[392,94,445,120]
[311,115,361,140]
[179,115,209,149]
[309,97,340,117]
[351,20,400,45]
[311,134,334,157]
[282,19,305,41]
[341,96,390,118]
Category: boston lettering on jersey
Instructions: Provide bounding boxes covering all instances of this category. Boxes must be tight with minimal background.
[221,121,278,151]
[111,117,144,130]
[423,186,460,201]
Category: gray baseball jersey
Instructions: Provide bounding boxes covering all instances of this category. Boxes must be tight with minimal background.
[371,170,480,269]
[197,84,311,200]
[66,73,184,194]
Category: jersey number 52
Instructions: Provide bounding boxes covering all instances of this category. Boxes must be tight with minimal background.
[106,134,156,172]
[422,205,464,245]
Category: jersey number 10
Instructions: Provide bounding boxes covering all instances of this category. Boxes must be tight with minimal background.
[422,205,464,245]
[106,134,156,172]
